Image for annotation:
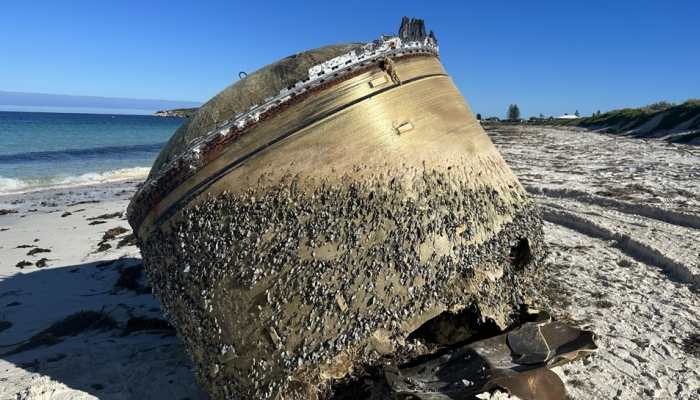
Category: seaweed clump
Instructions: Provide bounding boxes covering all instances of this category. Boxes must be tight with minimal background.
[4,310,117,355]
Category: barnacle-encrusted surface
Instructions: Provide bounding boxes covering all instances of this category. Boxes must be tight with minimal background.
[140,165,545,399]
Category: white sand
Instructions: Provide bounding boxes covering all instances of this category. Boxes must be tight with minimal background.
[0,183,204,400]
[0,127,698,399]
[488,125,699,399]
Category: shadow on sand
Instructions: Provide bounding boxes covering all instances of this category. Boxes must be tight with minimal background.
[0,258,207,399]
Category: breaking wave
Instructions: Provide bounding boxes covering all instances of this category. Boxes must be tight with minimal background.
[0,167,150,195]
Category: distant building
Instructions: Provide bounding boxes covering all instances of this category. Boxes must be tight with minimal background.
[556,114,580,120]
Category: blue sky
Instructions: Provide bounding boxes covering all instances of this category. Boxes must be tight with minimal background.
[1,0,698,118]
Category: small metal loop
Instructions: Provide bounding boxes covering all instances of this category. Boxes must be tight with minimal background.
[239,71,248,80]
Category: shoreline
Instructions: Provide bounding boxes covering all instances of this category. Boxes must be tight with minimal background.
[0,166,151,200]
[0,178,144,214]
[0,125,698,399]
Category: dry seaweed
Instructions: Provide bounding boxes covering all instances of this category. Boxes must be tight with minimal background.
[67,200,100,207]
[27,247,51,256]
[121,316,175,336]
[102,226,129,241]
[96,243,112,252]
[116,233,138,248]
[88,212,123,221]
[3,310,117,355]
[35,258,49,268]
[114,264,150,294]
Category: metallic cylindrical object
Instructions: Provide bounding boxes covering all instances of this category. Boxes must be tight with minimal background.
[129,20,544,400]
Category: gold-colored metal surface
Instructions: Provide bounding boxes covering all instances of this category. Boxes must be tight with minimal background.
[369,75,389,88]
[139,56,504,238]
[134,49,545,400]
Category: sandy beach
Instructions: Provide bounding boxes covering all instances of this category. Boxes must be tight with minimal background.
[489,125,699,399]
[1,126,698,399]
[0,181,205,400]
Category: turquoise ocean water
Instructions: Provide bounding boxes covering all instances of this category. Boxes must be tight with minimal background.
[0,111,184,194]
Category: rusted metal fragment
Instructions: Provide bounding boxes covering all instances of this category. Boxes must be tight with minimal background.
[384,319,597,400]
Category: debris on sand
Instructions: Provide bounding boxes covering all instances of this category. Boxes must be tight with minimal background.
[95,227,129,252]
[116,233,137,248]
[67,200,100,207]
[326,315,596,400]
[88,220,107,225]
[15,244,35,249]
[15,260,33,269]
[102,226,129,241]
[96,242,112,252]
[27,247,51,256]
[35,258,49,268]
[121,316,175,336]
[3,310,118,355]
[88,212,123,221]
[384,319,595,400]
[113,264,150,294]
[0,209,18,216]
[61,212,72,217]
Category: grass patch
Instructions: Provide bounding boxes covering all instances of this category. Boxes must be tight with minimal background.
[530,99,700,138]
